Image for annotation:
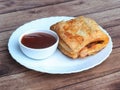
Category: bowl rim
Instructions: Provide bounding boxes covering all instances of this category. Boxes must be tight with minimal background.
[19,30,59,50]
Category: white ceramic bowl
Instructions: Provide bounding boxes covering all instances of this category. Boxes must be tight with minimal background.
[19,30,59,60]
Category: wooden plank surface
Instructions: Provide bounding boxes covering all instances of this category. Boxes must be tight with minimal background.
[0,0,120,90]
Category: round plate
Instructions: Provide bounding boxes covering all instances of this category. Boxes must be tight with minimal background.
[8,16,113,74]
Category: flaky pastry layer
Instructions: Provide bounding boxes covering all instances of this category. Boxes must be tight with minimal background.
[50,16,109,59]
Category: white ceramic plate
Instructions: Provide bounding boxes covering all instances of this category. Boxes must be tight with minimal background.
[8,16,113,74]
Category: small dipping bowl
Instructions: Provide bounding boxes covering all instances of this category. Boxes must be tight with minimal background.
[19,30,59,60]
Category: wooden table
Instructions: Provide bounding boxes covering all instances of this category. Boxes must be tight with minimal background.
[0,0,120,90]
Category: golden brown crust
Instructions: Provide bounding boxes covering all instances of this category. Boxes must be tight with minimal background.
[58,45,78,59]
[50,16,109,59]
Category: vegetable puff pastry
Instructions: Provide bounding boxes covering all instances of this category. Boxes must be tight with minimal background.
[50,16,109,59]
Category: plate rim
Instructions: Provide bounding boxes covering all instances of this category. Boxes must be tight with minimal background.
[8,16,113,74]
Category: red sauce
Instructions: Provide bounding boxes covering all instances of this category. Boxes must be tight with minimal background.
[21,32,56,49]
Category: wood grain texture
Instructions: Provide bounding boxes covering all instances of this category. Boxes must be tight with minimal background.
[0,0,73,14]
[56,71,120,90]
[0,0,120,90]
[0,0,120,31]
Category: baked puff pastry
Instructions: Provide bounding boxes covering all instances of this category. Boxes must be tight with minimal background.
[50,16,109,59]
